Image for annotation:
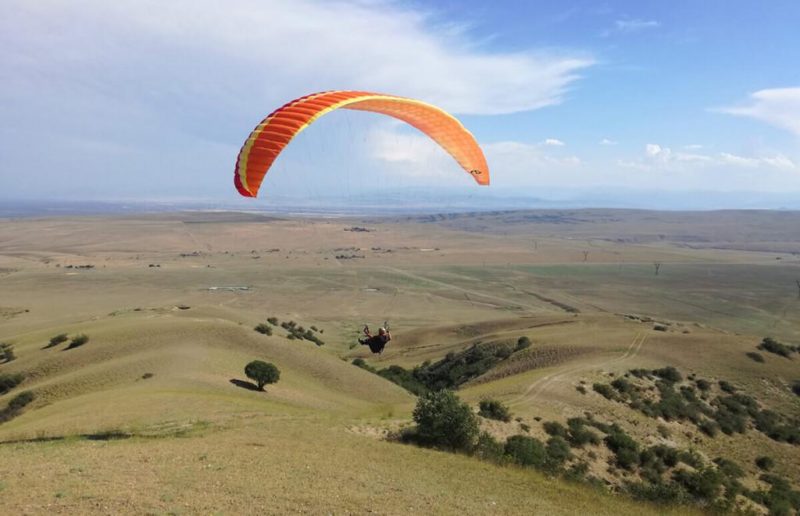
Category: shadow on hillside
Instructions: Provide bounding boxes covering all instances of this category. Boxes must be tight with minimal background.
[229,378,261,392]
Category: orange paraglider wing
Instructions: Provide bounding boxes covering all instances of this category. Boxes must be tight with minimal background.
[234,91,489,197]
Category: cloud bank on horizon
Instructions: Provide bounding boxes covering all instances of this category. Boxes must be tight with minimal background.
[0,0,798,205]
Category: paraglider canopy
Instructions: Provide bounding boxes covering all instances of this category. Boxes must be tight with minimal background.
[234,90,490,198]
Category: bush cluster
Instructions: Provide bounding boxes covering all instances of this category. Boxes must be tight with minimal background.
[0,343,15,363]
[356,343,516,395]
[593,366,800,446]
[46,333,69,349]
[758,337,796,358]
[0,372,25,395]
[478,399,512,422]
[0,390,35,423]
[267,319,325,345]
[254,323,273,335]
[66,334,89,350]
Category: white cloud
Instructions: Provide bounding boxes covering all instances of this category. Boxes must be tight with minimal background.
[603,18,660,36]
[684,144,703,150]
[542,138,565,146]
[600,138,618,145]
[628,144,796,172]
[718,88,800,137]
[0,0,594,117]
[719,152,760,168]
[645,143,666,157]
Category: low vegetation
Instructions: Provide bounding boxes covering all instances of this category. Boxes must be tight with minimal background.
[0,373,25,395]
[0,390,35,424]
[278,319,325,345]
[45,333,69,349]
[394,391,800,513]
[66,334,89,350]
[254,323,272,335]
[356,342,518,395]
[0,343,15,363]
[408,390,478,451]
[593,366,800,445]
[758,337,798,358]
[515,336,531,351]
[478,399,512,422]
[244,360,280,391]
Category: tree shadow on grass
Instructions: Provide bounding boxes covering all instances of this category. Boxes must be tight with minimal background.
[230,378,261,391]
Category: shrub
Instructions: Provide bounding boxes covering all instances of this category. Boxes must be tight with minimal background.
[478,399,511,422]
[515,336,531,351]
[473,431,505,463]
[8,390,34,410]
[593,383,616,400]
[605,429,639,470]
[653,324,668,332]
[0,373,25,395]
[718,380,736,393]
[543,421,568,438]
[628,480,688,505]
[266,317,278,325]
[66,334,89,350]
[758,337,793,358]
[412,390,478,451]
[695,378,711,391]
[652,366,682,383]
[672,467,724,502]
[254,323,272,335]
[755,456,774,471]
[576,385,587,395]
[746,351,765,363]
[377,365,428,396]
[611,377,635,395]
[351,358,376,373]
[504,435,546,467]
[698,419,719,437]
[791,381,800,397]
[47,333,69,348]
[545,436,572,467]
[0,343,15,363]
[244,360,280,390]
[567,426,599,447]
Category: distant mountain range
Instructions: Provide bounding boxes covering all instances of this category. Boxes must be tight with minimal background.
[2,188,799,218]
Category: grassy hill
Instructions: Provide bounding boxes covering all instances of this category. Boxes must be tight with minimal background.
[1,210,798,514]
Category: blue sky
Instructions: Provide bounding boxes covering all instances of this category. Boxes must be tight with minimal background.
[1,0,799,207]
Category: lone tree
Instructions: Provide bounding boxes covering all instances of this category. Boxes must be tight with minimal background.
[796,279,800,299]
[654,262,662,276]
[412,390,478,451]
[244,360,280,391]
